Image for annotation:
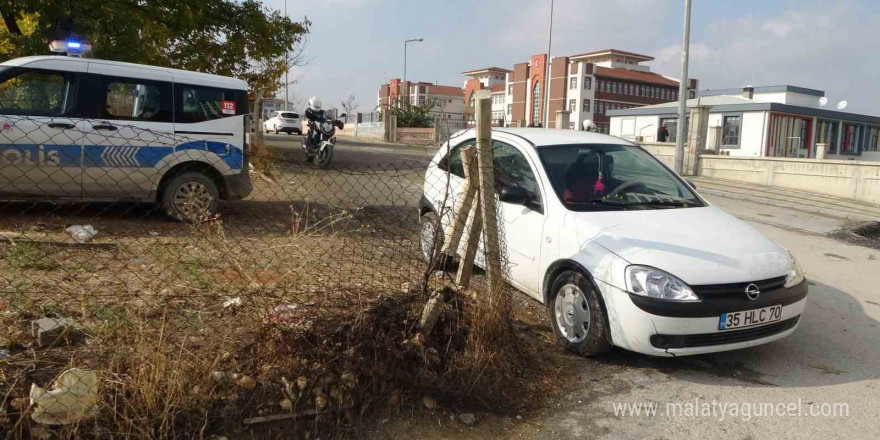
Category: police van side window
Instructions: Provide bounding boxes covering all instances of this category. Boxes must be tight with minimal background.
[0,69,74,117]
[178,85,243,123]
[99,77,172,123]
[105,82,166,121]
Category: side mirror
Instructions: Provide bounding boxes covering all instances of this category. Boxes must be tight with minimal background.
[339,113,347,119]
[333,120,345,130]
[686,179,697,189]
[499,186,529,205]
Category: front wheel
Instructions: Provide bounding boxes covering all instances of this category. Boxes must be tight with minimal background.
[161,172,219,222]
[548,271,612,357]
[315,145,333,168]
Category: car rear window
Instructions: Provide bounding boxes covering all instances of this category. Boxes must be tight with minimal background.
[280,112,298,119]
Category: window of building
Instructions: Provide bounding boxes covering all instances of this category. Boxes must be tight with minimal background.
[569,99,576,111]
[532,82,542,124]
[628,84,634,95]
[842,123,863,155]
[689,90,696,99]
[583,99,590,112]
[583,77,591,90]
[721,115,742,147]
[866,126,880,152]
[767,114,811,157]
[570,77,577,90]
[659,117,678,143]
[507,104,512,115]
[816,119,839,154]
[508,84,513,95]
[419,95,426,105]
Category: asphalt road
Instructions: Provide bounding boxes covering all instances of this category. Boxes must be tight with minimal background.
[262,133,435,169]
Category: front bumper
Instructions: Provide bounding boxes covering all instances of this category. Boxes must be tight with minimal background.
[598,280,808,357]
[221,169,253,200]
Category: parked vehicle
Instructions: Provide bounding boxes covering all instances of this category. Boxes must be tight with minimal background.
[302,96,344,168]
[420,128,807,357]
[264,110,301,134]
[0,56,252,221]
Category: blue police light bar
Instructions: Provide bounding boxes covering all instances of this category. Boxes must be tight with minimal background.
[48,39,92,57]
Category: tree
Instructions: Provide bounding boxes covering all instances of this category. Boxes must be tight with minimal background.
[0,0,309,99]
[387,97,436,128]
[340,94,357,119]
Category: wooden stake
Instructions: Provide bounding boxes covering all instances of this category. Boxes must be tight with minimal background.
[473,93,502,293]
[455,193,482,288]
[441,146,478,257]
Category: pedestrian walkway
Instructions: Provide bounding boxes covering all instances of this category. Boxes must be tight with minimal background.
[692,176,880,222]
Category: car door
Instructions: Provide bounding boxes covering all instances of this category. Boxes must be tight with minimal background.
[0,65,84,197]
[427,136,547,297]
[80,63,174,199]
[491,135,547,297]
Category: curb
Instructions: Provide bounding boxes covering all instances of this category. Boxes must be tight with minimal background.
[698,188,879,223]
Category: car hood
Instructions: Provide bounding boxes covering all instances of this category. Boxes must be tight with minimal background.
[569,205,790,286]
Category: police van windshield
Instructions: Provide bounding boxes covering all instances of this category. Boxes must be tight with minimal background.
[538,144,704,211]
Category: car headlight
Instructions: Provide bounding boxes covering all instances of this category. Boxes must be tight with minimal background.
[321,120,334,132]
[784,253,805,288]
[625,265,699,301]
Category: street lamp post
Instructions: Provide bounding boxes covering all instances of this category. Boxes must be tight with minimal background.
[673,0,693,174]
[403,38,424,105]
[543,0,554,128]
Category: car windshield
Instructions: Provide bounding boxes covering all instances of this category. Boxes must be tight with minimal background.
[537,144,704,212]
[280,112,298,119]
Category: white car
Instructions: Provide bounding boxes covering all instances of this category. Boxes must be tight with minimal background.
[264,111,301,135]
[420,128,807,357]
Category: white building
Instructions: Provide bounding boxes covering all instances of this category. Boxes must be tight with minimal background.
[608,86,880,161]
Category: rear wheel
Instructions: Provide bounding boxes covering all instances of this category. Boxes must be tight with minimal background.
[161,172,219,222]
[548,271,612,357]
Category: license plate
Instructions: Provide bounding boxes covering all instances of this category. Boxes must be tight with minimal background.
[719,305,782,330]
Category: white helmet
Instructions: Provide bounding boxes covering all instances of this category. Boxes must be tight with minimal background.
[308,96,322,111]
[583,119,597,131]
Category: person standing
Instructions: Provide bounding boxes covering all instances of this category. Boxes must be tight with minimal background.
[658,122,670,142]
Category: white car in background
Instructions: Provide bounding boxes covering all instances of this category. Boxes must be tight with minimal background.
[420,128,807,357]
[264,111,301,134]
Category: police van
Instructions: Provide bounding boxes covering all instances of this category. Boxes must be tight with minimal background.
[0,56,253,221]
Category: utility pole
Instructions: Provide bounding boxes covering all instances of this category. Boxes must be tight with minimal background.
[543,0,554,128]
[284,0,290,111]
[673,0,692,174]
[403,38,423,106]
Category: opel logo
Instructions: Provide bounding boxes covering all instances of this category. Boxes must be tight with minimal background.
[745,283,761,301]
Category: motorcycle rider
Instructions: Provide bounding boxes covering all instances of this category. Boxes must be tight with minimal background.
[304,96,326,150]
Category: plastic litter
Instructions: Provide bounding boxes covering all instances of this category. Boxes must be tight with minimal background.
[65,225,98,243]
[29,368,99,425]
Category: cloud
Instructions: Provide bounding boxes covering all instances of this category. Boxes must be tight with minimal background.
[650,1,880,115]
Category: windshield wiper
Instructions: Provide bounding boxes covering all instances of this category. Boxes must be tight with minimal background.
[566,199,630,209]
[628,199,701,208]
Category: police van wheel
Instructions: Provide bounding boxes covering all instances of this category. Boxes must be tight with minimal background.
[162,172,219,222]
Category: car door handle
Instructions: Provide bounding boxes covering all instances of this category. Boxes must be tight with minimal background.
[91,124,118,131]
[46,122,75,130]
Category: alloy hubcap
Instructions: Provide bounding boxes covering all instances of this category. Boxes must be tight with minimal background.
[554,284,590,343]
[173,181,214,220]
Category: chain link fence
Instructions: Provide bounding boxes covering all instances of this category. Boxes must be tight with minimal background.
[0,115,537,438]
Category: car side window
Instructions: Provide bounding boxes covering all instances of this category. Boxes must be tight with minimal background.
[0,69,74,117]
[439,139,476,178]
[492,141,540,202]
[104,81,168,121]
[179,85,243,123]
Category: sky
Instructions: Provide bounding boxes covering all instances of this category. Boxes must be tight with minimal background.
[264,0,880,116]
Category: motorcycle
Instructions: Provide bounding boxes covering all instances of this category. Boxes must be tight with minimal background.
[303,113,346,168]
